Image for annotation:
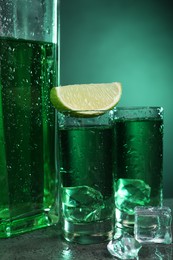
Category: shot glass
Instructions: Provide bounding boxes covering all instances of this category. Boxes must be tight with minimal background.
[57,110,115,244]
[113,107,163,229]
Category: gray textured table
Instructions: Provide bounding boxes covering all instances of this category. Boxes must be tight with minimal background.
[0,199,172,260]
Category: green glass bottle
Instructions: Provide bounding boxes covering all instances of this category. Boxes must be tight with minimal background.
[0,0,60,238]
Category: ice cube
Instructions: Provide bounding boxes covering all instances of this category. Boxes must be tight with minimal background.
[134,206,172,244]
[62,186,104,222]
[115,179,151,214]
[107,231,142,259]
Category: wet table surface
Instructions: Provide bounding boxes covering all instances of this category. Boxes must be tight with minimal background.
[0,199,172,260]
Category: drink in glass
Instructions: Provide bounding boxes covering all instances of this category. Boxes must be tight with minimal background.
[113,107,163,229]
[0,0,60,237]
[57,110,115,244]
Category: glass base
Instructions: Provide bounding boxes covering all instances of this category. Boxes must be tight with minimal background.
[115,208,134,230]
[62,217,115,244]
[0,210,59,238]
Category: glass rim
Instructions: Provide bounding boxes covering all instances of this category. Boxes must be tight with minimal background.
[57,106,163,113]
[114,106,163,111]
[113,106,164,120]
[56,109,114,114]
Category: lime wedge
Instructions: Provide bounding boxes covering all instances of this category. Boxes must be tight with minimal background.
[50,82,122,116]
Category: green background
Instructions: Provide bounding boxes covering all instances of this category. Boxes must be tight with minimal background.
[60,0,173,198]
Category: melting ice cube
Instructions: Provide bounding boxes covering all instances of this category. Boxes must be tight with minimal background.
[134,206,172,244]
[107,231,142,259]
[62,186,104,222]
[115,179,151,214]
